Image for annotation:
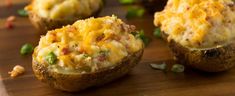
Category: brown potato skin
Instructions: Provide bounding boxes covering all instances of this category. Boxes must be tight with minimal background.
[162,32,235,72]
[28,13,75,34]
[32,49,144,92]
[26,3,103,34]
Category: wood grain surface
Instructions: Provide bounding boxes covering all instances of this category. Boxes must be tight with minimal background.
[1,0,235,96]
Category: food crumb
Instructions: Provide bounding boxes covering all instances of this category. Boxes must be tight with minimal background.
[7,16,16,22]
[5,16,16,29]
[5,21,14,29]
[8,65,25,78]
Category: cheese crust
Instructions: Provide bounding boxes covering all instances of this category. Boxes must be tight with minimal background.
[154,0,235,48]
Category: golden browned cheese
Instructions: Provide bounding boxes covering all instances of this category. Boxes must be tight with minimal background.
[154,0,235,48]
[34,16,143,73]
[27,0,102,19]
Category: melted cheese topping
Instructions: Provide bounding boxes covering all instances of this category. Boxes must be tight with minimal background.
[34,16,143,73]
[26,0,102,19]
[154,0,235,48]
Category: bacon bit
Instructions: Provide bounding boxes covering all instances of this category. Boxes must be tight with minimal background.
[5,0,12,8]
[50,33,57,42]
[7,16,16,22]
[114,36,121,41]
[126,35,130,40]
[50,32,56,37]
[186,6,190,10]
[96,34,104,41]
[5,21,14,29]
[62,48,70,55]
[97,55,106,62]
[67,26,77,32]
[76,46,81,51]
[5,16,16,29]
[8,65,25,78]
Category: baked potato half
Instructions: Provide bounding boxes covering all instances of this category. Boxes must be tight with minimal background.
[32,16,144,91]
[25,0,103,34]
[154,0,235,72]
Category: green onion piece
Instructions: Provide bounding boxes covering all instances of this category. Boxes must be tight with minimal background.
[45,52,57,65]
[99,50,109,55]
[20,43,34,55]
[171,64,185,73]
[17,9,28,17]
[126,7,145,19]
[150,63,167,70]
[136,30,150,46]
[118,0,135,4]
[82,54,89,59]
[153,27,161,38]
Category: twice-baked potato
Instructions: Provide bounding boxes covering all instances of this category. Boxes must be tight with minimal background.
[32,16,144,91]
[25,0,103,34]
[154,0,235,72]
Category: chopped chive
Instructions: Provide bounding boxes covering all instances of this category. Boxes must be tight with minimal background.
[20,43,34,55]
[150,63,167,70]
[17,9,28,17]
[153,27,161,38]
[136,30,150,46]
[100,50,109,55]
[126,7,145,19]
[45,52,57,65]
[82,54,89,59]
[118,0,135,4]
[171,64,185,73]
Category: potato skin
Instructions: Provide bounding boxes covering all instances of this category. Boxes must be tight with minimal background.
[32,49,143,92]
[162,32,235,72]
[27,4,103,34]
[28,12,75,34]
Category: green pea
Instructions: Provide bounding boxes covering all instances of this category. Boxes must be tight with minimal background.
[20,43,34,55]
[45,52,57,65]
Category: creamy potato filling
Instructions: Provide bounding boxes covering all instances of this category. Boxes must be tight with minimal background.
[27,0,102,19]
[34,16,143,73]
[154,0,235,48]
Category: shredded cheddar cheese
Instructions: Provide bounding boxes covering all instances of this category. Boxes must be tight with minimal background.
[26,0,102,19]
[154,0,235,48]
[8,65,25,78]
[34,16,143,73]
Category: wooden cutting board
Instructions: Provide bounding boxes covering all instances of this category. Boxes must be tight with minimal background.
[1,0,235,96]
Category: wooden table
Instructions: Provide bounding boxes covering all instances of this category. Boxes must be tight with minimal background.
[1,0,235,96]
